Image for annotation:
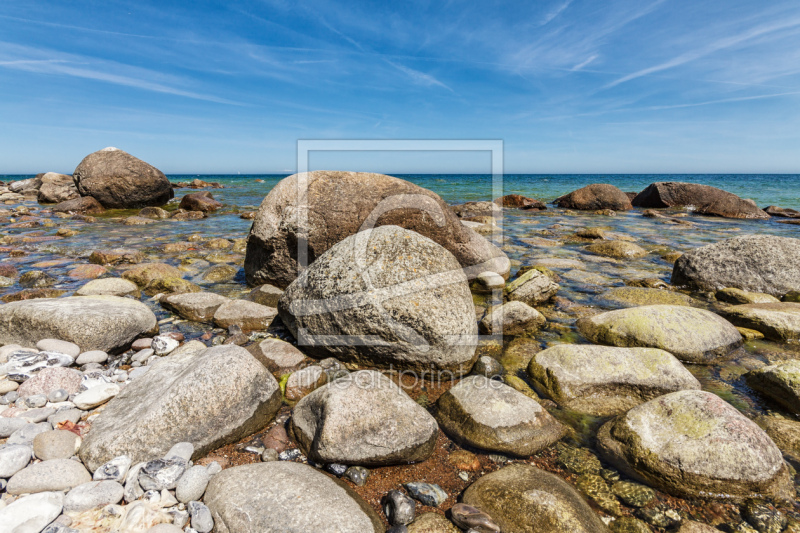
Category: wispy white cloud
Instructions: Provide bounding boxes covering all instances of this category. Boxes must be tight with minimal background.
[541,0,573,26]
[571,54,598,71]
[385,60,455,92]
[605,16,800,88]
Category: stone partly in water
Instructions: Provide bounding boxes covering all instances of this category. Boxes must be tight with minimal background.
[718,302,800,341]
[0,296,157,353]
[576,304,743,363]
[745,360,800,415]
[290,370,438,466]
[505,269,559,306]
[73,147,174,208]
[632,182,769,219]
[554,184,632,212]
[79,345,281,472]
[278,226,478,374]
[244,170,509,289]
[528,344,701,416]
[75,277,140,298]
[596,390,794,502]
[671,235,800,297]
[52,196,106,215]
[462,464,610,533]
[716,287,780,305]
[597,287,696,308]
[585,240,648,259]
[203,461,384,532]
[479,301,546,336]
[179,191,223,212]
[435,375,566,457]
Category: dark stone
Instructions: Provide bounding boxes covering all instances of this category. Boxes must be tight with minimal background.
[382,489,416,526]
[632,182,768,219]
[764,205,800,218]
[450,503,502,532]
[554,184,632,211]
[178,191,223,212]
[494,194,546,210]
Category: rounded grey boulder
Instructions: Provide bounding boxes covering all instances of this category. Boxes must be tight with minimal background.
[73,147,173,208]
[278,226,478,373]
[0,296,157,353]
[528,344,701,416]
[244,170,509,289]
[203,461,384,532]
[671,235,800,297]
[435,375,565,457]
[596,390,794,501]
[79,345,281,472]
[290,370,438,466]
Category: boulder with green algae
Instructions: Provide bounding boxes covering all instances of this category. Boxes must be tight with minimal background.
[505,268,559,305]
[435,375,565,457]
[143,277,202,297]
[597,390,794,502]
[745,361,800,414]
[755,415,800,463]
[461,464,611,533]
[576,305,743,364]
[528,344,700,416]
[718,302,800,341]
[597,287,696,308]
[610,481,655,508]
[202,264,239,283]
[585,240,647,259]
[575,474,622,515]
[716,287,779,305]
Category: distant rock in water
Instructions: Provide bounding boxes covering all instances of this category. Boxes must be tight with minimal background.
[632,182,769,219]
[73,147,173,209]
[493,194,546,210]
[671,235,800,297]
[37,172,79,204]
[178,191,222,212]
[554,184,632,211]
[244,171,509,289]
[764,205,800,218]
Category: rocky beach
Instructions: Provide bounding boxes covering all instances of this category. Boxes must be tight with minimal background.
[1,148,800,533]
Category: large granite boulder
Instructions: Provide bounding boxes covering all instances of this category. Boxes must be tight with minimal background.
[290,370,438,466]
[278,226,478,373]
[244,171,509,289]
[204,462,384,532]
[671,235,800,297]
[745,360,800,414]
[597,390,793,501]
[435,375,565,456]
[0,296,157,353]
[461,464,610,533]
[37,172,79,204]
[79,344,281,471]
[632,182,769,219]
[718,302,800,341]
[528,344,701,416]
[73,147,173,208]
[554,184,632,211]
[576,305,742,363]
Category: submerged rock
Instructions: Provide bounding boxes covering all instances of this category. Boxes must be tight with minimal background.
[528,344,701,416]
[462,464,610,533]
[0,296,157,353]
[244,170,509,289]
[203,462,384,532]
[585,240,647,259]
[671,235,800,297]
[290,370,438,466]
[632,182,769,219]
[73,147,173,208]
[278,226,478,373]
[576,305,742,363]
[554,184,632,211]
[597,390,793,501]
[79,345,281,472]
[435,375,565,456]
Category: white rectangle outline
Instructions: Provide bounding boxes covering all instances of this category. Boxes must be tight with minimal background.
[295,139,505,344]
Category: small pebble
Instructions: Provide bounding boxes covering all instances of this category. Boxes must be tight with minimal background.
[188,501,214,533]
[152,335,180,355]
[326,463,348,476]
[48,389,69,403]
[25,394,47,408]
[382,489,416,526]
[205,461,222,476]
[36,339,81,358]
[403,482,447,507]
[94,455,132,482]
[278,448,302,461]
[344,466,369,486]
[165,442,195,462]
[75,350,108,365]
[450,503,501,532]
[261,448,279,462]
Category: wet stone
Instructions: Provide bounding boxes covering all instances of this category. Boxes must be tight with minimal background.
[404,482,447,507]
[742,499,787,533]
[344,466,369,486]
[611,480,655,508]
[636,507,681,529]
[383,489,416,526]
[576,474,622,516]
[556,443,602,475]
[610,517,652,533]
[450,503,502,533]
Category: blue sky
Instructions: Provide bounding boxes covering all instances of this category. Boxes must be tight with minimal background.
[1,0,799,174]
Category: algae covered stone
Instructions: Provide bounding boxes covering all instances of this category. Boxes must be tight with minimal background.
[745,360,800,414]
[435,375,565,457]
[718,302,800,341]
[596,390,793,502]
[461,463,610,533]
[528,344,701,416]
[576,304,742,363]
[585,241,647,259]
[596,287,695,308]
